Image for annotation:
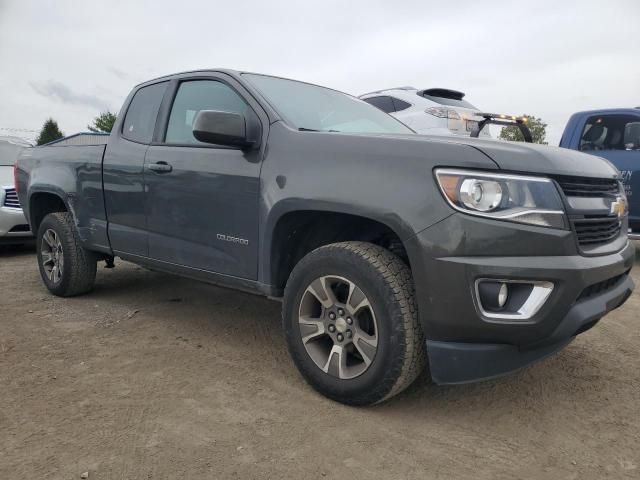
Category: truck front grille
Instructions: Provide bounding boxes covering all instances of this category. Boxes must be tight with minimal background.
[572,216,622,246]
[556,176,620,197]
[554,175,624,249]
[3,188,20,208]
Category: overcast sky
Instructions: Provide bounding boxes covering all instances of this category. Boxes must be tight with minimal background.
[0,0,638,144]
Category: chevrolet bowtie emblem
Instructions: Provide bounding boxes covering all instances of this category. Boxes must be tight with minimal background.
[610,197,627,218]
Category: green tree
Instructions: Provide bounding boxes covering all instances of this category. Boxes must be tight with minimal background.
[498,114,548,144]
[36,118,64,146]
[87,111,117,133]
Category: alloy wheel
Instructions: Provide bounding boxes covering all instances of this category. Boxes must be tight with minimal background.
[298,275,378,379]
[41,228,64,284]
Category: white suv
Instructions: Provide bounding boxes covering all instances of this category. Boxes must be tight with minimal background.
[0,136,32,245]
[359,87,490,137]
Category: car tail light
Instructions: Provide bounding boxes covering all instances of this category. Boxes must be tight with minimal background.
[425,107,460,119]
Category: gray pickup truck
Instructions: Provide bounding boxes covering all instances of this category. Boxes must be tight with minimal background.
[16,70,635,405]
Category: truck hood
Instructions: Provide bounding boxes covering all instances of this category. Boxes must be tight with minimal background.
[315,128,619,179]
[428,135,619,179]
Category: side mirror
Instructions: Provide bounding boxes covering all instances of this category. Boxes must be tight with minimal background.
[192,110,257,148]
[624,122,640,150]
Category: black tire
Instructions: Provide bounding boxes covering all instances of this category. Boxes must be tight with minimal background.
[283,241,425,406]
[36,212,97,297]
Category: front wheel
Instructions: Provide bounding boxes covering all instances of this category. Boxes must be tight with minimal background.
[283,242,425,405]
[36,212,97,297]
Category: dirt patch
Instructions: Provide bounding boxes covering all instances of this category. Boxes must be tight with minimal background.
[1,245,639,479]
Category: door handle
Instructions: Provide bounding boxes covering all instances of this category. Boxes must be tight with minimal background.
[146,161,173,173]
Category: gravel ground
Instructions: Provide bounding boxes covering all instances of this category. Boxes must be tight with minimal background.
[1,245,639,479]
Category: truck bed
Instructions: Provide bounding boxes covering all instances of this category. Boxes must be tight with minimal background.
[17,143,110,252]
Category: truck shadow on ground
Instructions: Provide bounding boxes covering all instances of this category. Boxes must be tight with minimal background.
[83,261,632,419]
[0,242,36,258]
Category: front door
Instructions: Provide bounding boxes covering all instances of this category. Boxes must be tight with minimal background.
[577,113,640,232]
[599,149,640,232]
[144,76,262,279]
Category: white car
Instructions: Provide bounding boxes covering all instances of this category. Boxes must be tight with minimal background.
[359,87,490,137]
[0,136,32,244]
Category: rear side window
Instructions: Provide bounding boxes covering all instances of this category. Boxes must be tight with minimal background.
[121,82,167,143]
[165,80,251,145]
[580,114,640,151]
[362,96,395,113]
[392,97,411,112]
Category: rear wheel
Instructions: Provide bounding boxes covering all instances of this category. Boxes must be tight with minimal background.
[283,241,425,405]
[36,212,97,297]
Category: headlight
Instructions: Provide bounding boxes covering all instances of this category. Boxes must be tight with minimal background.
[434,168,567,229]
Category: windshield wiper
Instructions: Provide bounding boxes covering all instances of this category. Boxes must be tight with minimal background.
[298,127,340,133]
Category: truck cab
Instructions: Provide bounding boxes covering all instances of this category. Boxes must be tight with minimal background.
[560,108,640,236]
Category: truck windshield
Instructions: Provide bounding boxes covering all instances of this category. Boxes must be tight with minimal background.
[243,74,414,135]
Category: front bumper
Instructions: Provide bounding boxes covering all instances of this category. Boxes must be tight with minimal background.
[0,206,32,242]
[427,272,633,384]
[406,213,635,384]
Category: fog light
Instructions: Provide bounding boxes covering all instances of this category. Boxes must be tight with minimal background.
[477,281,509,311]
[498,283,508,308]
[475,279,554,322]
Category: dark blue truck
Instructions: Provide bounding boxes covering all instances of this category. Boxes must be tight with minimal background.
[560,108,640,238]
